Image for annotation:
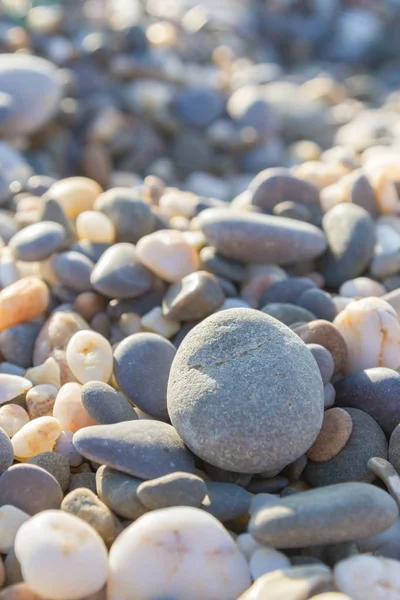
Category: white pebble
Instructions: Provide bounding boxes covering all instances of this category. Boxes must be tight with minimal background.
[249,547,291,581]
[0,404,30,437]
[249,493,280,516]
[25,357,61,389]
[334,554,400,600]
[0,505,30,553]
[237,533,263,561]
[66,330,113,384]
[0,374,32,406]
[11,416,61,459]
[14,510,108,600]
[339,277,386,298]
[76,211,115,243]
[108,506,251,600]
[141,306,180,339]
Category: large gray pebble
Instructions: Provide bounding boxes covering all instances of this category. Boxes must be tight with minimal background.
[167,308,324,474]
[0,463,63,514]
[94,188,154,243]
[73,420,194,480]
[0,427,13,474]
[53,251,94,293]
[198,208,326,265]
[9,222,66,261]
[114,333,176,421]
[202,481,251,521]
[82,381,137,425]
[137,472,207,510]
[91,243,154,299]
[96,465,146,520]
[250,482,398,548]
[0,320,42,368]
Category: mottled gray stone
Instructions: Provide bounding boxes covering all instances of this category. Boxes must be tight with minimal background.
[68,472,97,494]
[96,465,146,520]
[9,221,65,261]
[137,472,207,510]
[82,381,137,425]
[202,481,251,521]
[27,451,70,491]
[0,427,13,475]
[389,424,400,474]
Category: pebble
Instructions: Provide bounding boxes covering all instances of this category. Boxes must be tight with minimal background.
[0,278,49,332]
[108,507,251,600]
[68,473,97,495]
[54,430,82,468]
[46,177,102,220]
[81,381,137,425]
[66,331,113,384]
[14,510,108,600]
[9,222,65,262]
[11,416,61,460]
[249,547,291,580]
[168,308,324,474]
[306,408,353,463]
[73,293,107,322]
[339,277,386,298]
[293,320,348,376]
[96,465,146,520]
[307,344,335,385]
[73,420,195,480]
[140,306,180,339]
[27,452,70,491]
[197,208,326,265]
[0,505,29,554]
[24,358,60,389]
[0,405,29,438]
[202,482,251,521]
[297,289,337,322]
[0,464,63,514]
[26,384,58,419]
[39,198,76,247]
[259,277,316,307]
[200,246,246,283]
[53,383,96,433]
[0,321,42,368]
[76,211,115,244]
[0,375,32,406]
[163,271,224,320]
[113,332,176,421]
[238,565,332,600]
[52,251,94,293]
[174,88,224,127]
[334,555,400,600]
[0,427,13,474]
[137,472,207,510]
[261,303,316,326]
[249,169,320,212]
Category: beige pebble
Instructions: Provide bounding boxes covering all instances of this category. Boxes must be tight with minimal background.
[158,190,197,219]
[73,293,107,322]
[0,375,32,406]
[66,331,113,384]
[53,383,96,433]
[334,555,400,600]
[141,306,180,339]
[0,505,30,553]
[368,170,398,214]
[118,313,141,336]
[26,384,58,419]
[11,416,61,460]
[181,230,207,251]
[310,595,352,600]
[0,404,30,437]
[136,230,199,283]
[0,277,49,331]
[0,583,47,600]
[307,408,353,463]
[46,177,102,220]
[76,211,115,243]
[25,358,61,389]
[339,277,386,298]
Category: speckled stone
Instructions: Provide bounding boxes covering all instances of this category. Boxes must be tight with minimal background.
[68,472,97,494]
[0,321,42,369]
[73,420,195,480]
[307,344,335,385]
[52,251,94,293]
[250,482,398,549]
[168,308,324,474]
[137,472,207,510]
[238,565,332,600]
[249,168,320,212]
[199,247,246,283]
[261,303,316,326]
[81,381,137,425]
[0,427,13,474]
[9,222,65,262]
[335,368,400,437]
[0,464,63,515]
[304,408,388,487]
[162,271,224,321]
[94,188,154,243]
[259,277,316,307]
[197,208,326,265]
[202,482,251,521]
[297,289,337,322]
[389,424,400,474]
[204,463,252,487]
[96,465,146,520]
[293,320,348,377]
[307,409,353,463]
[114,333,176,421]
[27,451,70,491]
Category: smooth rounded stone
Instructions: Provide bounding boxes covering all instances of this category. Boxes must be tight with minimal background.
[25,358,60,389]
[90,313,111,339]
[73,420,195,480]
[335,368,400,437]
[297,289,337,322]
[52,251,94,293]
[0,464,63,515]
[76,211,115,244]
[26,384,58,419]
[307,409,353,463]
[40,198,76,247]
[249,547,291,580]
[368,458,400,509]
[389,422,400,475]
[0,375,32,406]
[174,88,224,127]
[53,383,96,433]
[201,482,251,521]
[27,452,70,492]
[0,363,25,377]
[350,172,379,217]
[4,550,23,586]
[0,583,49,600]
[199,246,246,283]
[0,321,42,368]
[307,345,335,385]
[68,473,97,494]
[70,241,111,263]
[249,168,320,212]
[238,565,332,600]
[334,555,400,600]
[61,488,118,547]
[273,201,313,222]
[114,332,176,421]
[259,277,317,307]
[324,383,335,408]
[0,427,13,474]
[0,278,49,332]
[261,303,316,326]
[136,230,200,283]
[0,55,61,135]
[15,510,108,600]
[339,277,386,298]
[9,223,65,263]
[96,465,146,520]
[304,408,388,487]
[94,188,154,243]
[237,533,263,561]
[163,271,224,321]
[137,472,207,510]
[0,405,29,438]
[334,298,400,375]
[81,381,137,425]
[204,463,252,487]
[197,208,326,265]
[55,430,82,468]
[320,204,376,287]
[293,320,348,377]
[47,177,102,220]
[108,506,251,600]
[11,416,61,460]
[168,308,324,474]
[66,330,113,384]
[90,243,154,299]
[141,307,180,339]
[73,293,107,322]
[0,506,29,554]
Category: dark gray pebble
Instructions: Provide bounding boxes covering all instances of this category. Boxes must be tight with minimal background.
[53,251,94,293]
[0,427,13,475]
[107,280,166,319]
[96,465,146,520]
[199,246,247,283]
[174,88,224,128]
[137,472,207,510]
[70,240,111,263]
[162,271,224,321]
[82,381,138,425]
[94,188,154,243]
[0,320,42,368]
[249,168,320,212]
[9,221,66,261]
[0,464,63,514]
[40,198,76,246]
[388,423,400,474]
[68,472,97,494]
[204,463,252,487]
[297,288,337,322]
[350,172,379,217]
[202,481,251,521]
[27,451,70,491]
[259,277,316,307]
[273,201,312,222]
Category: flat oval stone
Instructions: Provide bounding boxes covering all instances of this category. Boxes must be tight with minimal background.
[9,222,65,262]
[202,481,251,521]
[297,289,337,322]
[307,408,353,463]
[0,278,49,332]
[0,464,63,515]
[334,555,400,600]
[0,321,41,368]
[27,451,70,491]
[307,344,335,385]
[82,381,137,425]
[137,472,207,510]
[321,204,376,287]
[96,465,146,520]
[293,320,348,377]
[200,246,246,283]
[114,332,176,421]
[197,208,326,265]
[249,168,320,212]
[335,368,400,437]
[250,482,398,548]
[167,308,324,474]
[162,271,224,321]
[261,303,316,326]
[0,427,13,474]
[90,243,154,299]
[94,188,154,243]
[73,420,195,480]
[53,251,94,293]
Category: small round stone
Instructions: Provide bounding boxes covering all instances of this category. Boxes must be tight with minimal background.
[53,383,96,433]
[0,277,49,332]
[27,452,70,491]
[162,271,224,321]
[261,303,316,326]
[9,222,65,262]
[297,288,337,322]
[0,321,42,368]
[249,547,291,581]
[307,408,353,463]
[294,320,348,376]
[96,466,146,520]
[0,405,29,438]
[249,168,320,212]
[0,505,29,554]
[0,464,63,514]
[334,555,400,600]
[26,384,58,419]
[76,211,115,243]
[0,427,13,474]
[339,277,386,298]
[307,344,335,385]
[14,510,108,600]
[11,416,61,460]
[55,430,83,467]
[174,88,224,127]
[202,482,251,521]
[47,177,102,220]
[66,331,113,384]
[81,381,137,425]
[52,251,94,293]
[137,472,207,510]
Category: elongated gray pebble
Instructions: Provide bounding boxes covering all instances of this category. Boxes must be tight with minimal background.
[9,222,65,262]
[81,381,137,425]
[137,472,207,510]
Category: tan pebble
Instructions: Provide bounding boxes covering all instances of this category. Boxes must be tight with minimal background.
[53,383,96,433]
[169,215,190,230]
[0,376,32,406]
[181,230,207,251]
[26,384,58,419]
[73,293,107,322]
[0,505,30,553]
[158,190,197,219]
[11,416,61,459]
[76,211,115,243]
[294,320,348,376]
[368,170,398,214]
[66,331,113,384]
[46,177,102,220]
[294,160,349,188]
[0,583,46,600]
[310,595,352,600]
[307,408,353,462]
[0,405,30,437]
[0,277,49,331]
[136,230,199,283]
[339,277,386,298]
[141,306,180,339]
[118,313,141,336]
[25,358,61,389]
